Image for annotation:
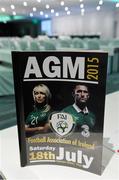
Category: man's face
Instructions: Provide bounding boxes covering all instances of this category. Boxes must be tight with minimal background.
[34,89,46,104]
[74,85,89,104]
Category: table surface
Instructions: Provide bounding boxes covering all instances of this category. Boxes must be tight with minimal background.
[0,91,119,180]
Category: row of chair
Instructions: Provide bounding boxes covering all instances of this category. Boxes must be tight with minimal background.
[0,35,119,97]
[0,36,119,52]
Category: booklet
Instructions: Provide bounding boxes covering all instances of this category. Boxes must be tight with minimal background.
[12,51,108,175]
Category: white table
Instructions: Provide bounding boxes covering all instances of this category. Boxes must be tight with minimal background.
[0,92,119,180]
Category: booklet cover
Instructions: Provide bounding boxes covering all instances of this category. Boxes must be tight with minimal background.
[12,51,108,175]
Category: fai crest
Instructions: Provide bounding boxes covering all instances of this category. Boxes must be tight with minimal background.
[49,112,75,136]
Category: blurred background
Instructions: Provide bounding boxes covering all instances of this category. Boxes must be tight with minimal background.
[0,0,119,130]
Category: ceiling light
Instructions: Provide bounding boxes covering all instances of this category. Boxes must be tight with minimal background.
[99,0,103,5]
[40,11,44,15]
[33,7,37,11]
[13,11,16,16]
[80,3,84,8]
[81,8,85,13]
[45,14,49,18]
[96,6,101,11]
[60,1,64,6]
[67,11,71,15]
[30,13,33,17]
[46,4,50,9]
[37,0,41,2]
[55,12,59,16]
[11,5,15,10]
[65,7,68,11]
[79,0,83,2]
[1,8,6,12]
[51,9,55,13]
[23,2,27,6]
[116,3,119,7]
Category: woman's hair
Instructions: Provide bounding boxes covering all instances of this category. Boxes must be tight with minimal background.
[32,84,52,112]
[33,84,52,103]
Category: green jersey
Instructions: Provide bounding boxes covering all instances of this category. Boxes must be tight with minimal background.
[62,104,95,130]
[26,106,51,128]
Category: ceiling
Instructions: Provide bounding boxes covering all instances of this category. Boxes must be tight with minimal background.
[0,0,119,19]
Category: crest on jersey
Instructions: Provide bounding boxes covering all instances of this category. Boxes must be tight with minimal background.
[49,112,75,136]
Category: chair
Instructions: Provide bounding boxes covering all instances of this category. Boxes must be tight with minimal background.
[86,39,100,50]
[39,40,56,50]
[72,38,85,49]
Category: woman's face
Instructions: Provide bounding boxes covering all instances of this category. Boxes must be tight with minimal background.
[34,89,46,104]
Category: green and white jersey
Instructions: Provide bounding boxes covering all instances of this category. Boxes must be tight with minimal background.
[62,104,95,129]
[26,106,51,128]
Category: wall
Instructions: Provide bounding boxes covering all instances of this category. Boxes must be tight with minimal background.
[114,10,119,38]
[0,19,40,37]
[52,10,115,39]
